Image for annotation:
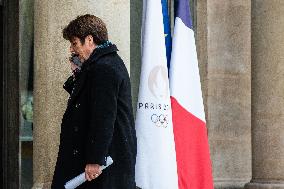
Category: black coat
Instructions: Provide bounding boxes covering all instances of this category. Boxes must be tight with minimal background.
[51,44,137,189]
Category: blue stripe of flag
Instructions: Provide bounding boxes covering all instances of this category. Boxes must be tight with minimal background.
[175,0,193,29]
[161,0,172,68]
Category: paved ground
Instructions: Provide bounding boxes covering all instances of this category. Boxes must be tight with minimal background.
[21,141,33,189]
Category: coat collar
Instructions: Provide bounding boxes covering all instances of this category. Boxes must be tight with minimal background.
[81,44,118,70]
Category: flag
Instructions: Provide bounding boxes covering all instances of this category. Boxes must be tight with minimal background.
[169,0,214,188]
[161,0,172,67]
[135,0,178,188]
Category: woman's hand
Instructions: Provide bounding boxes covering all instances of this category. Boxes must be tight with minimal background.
[85,164,102,181]
[70,61,80,72]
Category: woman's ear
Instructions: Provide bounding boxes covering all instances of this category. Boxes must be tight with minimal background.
[86,35,94,44]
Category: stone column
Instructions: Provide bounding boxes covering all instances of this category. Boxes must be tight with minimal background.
[245,1,284,189]
[130,0,142,115]
[33,0,130,188]
[207,1,251,188]
[196,0,208,119]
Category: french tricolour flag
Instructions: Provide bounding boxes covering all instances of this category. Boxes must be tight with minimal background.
[169,0,214,189]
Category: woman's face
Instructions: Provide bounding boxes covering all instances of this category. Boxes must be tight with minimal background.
[69,36,95,62]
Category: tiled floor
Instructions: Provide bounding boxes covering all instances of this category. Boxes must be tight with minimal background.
[21,141,33,189]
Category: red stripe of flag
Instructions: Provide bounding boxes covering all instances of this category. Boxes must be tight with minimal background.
[171,96,213,189]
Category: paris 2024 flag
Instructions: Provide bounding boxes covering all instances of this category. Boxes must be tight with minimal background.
[169,0,214,189]
[135,0,179,188]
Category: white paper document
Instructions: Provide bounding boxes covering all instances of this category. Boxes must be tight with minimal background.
[64,156,113,189]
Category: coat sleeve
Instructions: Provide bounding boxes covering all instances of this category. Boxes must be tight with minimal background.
[63,75,75,94]
[86,63,121,165]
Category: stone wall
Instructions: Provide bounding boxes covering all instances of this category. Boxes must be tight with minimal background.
[31,1,284,189]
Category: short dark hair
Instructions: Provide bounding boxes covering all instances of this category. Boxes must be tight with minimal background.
[63,14,108,45]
